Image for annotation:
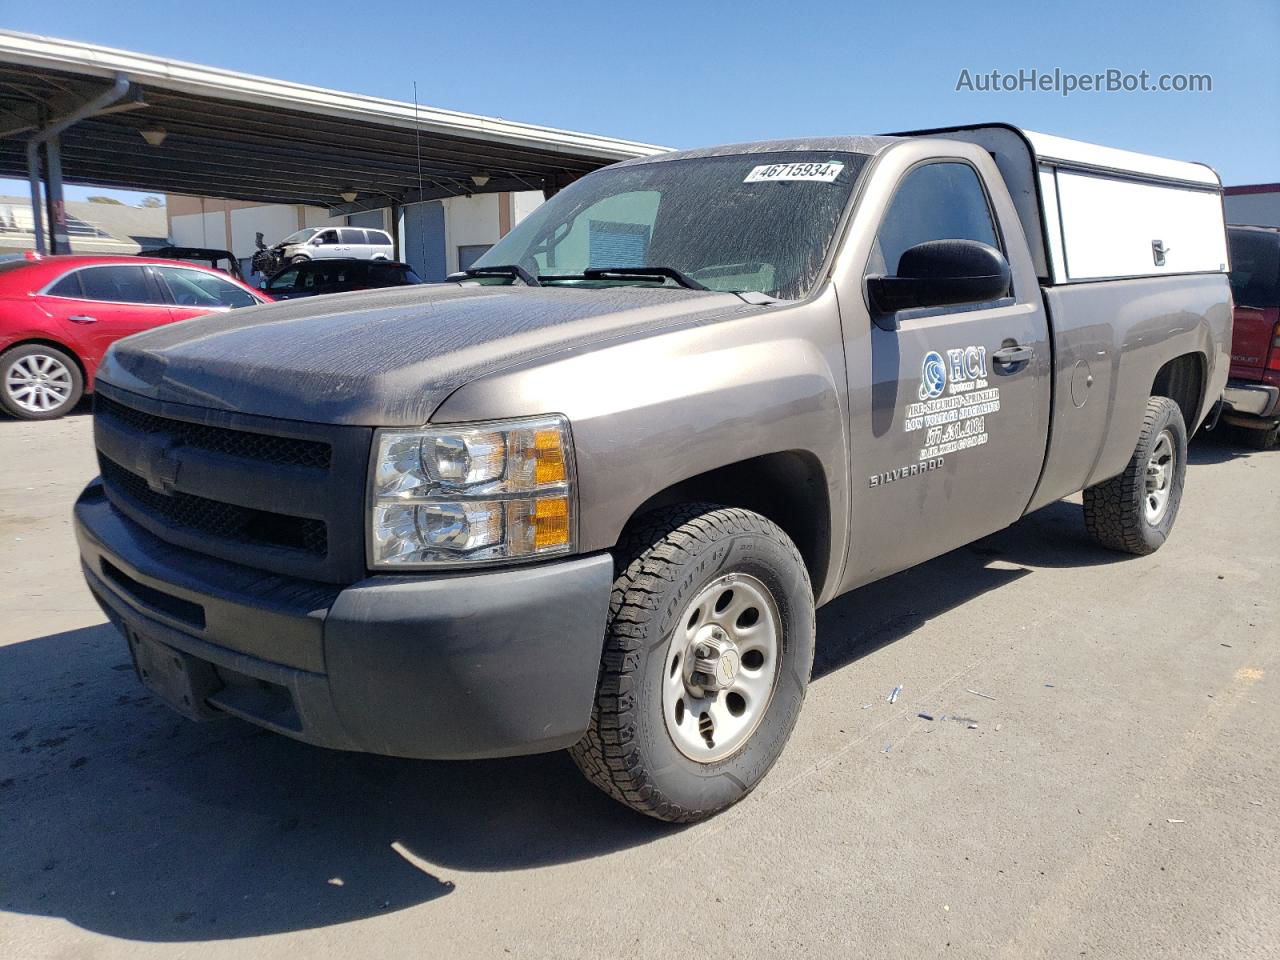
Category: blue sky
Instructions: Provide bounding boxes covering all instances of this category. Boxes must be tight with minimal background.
[3,0,1276,204]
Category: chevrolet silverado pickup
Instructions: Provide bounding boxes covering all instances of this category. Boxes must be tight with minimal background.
[75,124,1231,822]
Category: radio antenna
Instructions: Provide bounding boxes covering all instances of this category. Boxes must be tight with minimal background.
[412,80,427,273]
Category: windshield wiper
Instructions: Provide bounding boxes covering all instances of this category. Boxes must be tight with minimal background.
[450,265,541,287]
[580,266,709,291]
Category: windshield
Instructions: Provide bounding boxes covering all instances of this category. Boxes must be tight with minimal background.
[473,151,869,300]
[281,228,320,245]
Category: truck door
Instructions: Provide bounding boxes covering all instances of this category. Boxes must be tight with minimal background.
[843,159,1052,586]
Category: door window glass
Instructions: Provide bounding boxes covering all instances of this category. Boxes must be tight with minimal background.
[155,267,258,308]
[47,271,85,298]
[266,267,300,292]
[77,266,158,304]
[315,230,340,245]
[299,262,348,290]
[338,228,364,244]
[871,163,1000,276]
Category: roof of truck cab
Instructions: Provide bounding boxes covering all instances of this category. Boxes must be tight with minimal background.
[610,136,900,166]
[609,129,1218,187]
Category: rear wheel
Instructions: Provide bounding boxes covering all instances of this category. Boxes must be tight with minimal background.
[1083,396,1187,555]
[570,505,815,823]
[0,344,84,421]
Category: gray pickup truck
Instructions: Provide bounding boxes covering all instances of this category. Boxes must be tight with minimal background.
[75,124,1231,822]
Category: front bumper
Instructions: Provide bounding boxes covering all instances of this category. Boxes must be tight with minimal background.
[75,481,614,760]
[1221,380,1280,425]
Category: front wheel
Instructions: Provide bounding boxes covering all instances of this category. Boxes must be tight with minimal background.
[1,344,84,420]
[570,505,815,823]
[289,254,310,265]
[1083,396,1187,555]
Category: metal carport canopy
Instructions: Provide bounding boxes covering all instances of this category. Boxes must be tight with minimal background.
[0,30,669,213]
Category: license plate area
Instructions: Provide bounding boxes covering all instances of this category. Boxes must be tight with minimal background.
[128,630,225,721]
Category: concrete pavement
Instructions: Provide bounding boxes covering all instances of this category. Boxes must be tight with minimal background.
[1,411,1276,959]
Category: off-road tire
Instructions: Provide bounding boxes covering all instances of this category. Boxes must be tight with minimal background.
[1083,396,1187,555]
[569,504,815,823]
[0,343,84,421]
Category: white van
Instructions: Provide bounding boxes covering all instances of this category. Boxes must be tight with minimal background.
[279,227,394,264]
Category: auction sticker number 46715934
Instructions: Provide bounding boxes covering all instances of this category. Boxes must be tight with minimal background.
[743,161,845,183]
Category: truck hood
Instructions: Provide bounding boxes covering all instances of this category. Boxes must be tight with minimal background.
[97,283,761,425]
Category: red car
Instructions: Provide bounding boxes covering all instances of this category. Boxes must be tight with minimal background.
[0,254,270,420]
[1223,226,1280,448]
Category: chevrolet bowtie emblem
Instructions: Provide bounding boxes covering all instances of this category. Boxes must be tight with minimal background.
[143,438,182,494]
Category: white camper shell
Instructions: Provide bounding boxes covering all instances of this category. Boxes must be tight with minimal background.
[896,124,1229,284]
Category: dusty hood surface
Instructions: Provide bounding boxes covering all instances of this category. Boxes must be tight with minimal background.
[97,283,761,425]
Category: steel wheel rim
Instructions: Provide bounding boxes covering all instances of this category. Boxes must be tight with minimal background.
[1144,429,1176,524]
[6,354,73,413]
[662,572,781,763]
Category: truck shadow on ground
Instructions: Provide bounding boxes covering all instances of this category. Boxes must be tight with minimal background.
[1,622,670,940]
[0,497,1158,942]
[1188,425,1273,465]
[813,496,1125,679]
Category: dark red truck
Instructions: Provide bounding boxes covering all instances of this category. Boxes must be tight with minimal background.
[1223,225,1280,448]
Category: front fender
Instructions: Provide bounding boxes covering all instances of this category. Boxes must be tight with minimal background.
[430,291,850,591]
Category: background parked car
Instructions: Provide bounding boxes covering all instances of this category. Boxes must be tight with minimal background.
[1222,225,1280,448]
[276,226,395,265]
[261,258,422,300]
[0,254,269,421]
[141,245,244,280]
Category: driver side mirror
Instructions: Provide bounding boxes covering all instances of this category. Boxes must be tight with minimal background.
[867,239,1011,330]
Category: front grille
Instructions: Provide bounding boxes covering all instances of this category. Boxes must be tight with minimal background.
[101,457,328,556]
[94,385,371,583]
[96,395,331,469]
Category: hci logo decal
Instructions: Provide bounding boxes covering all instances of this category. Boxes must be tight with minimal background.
[919,351,947,400]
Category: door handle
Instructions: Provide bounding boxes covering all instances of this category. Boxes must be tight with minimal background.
[992,344,1033,366]
[68,315,98,324]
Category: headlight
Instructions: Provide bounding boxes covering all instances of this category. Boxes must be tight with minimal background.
[368,415,574,567]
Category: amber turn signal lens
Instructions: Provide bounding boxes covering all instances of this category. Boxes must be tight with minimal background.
[534,495,570,549]
[534,429,567,486]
